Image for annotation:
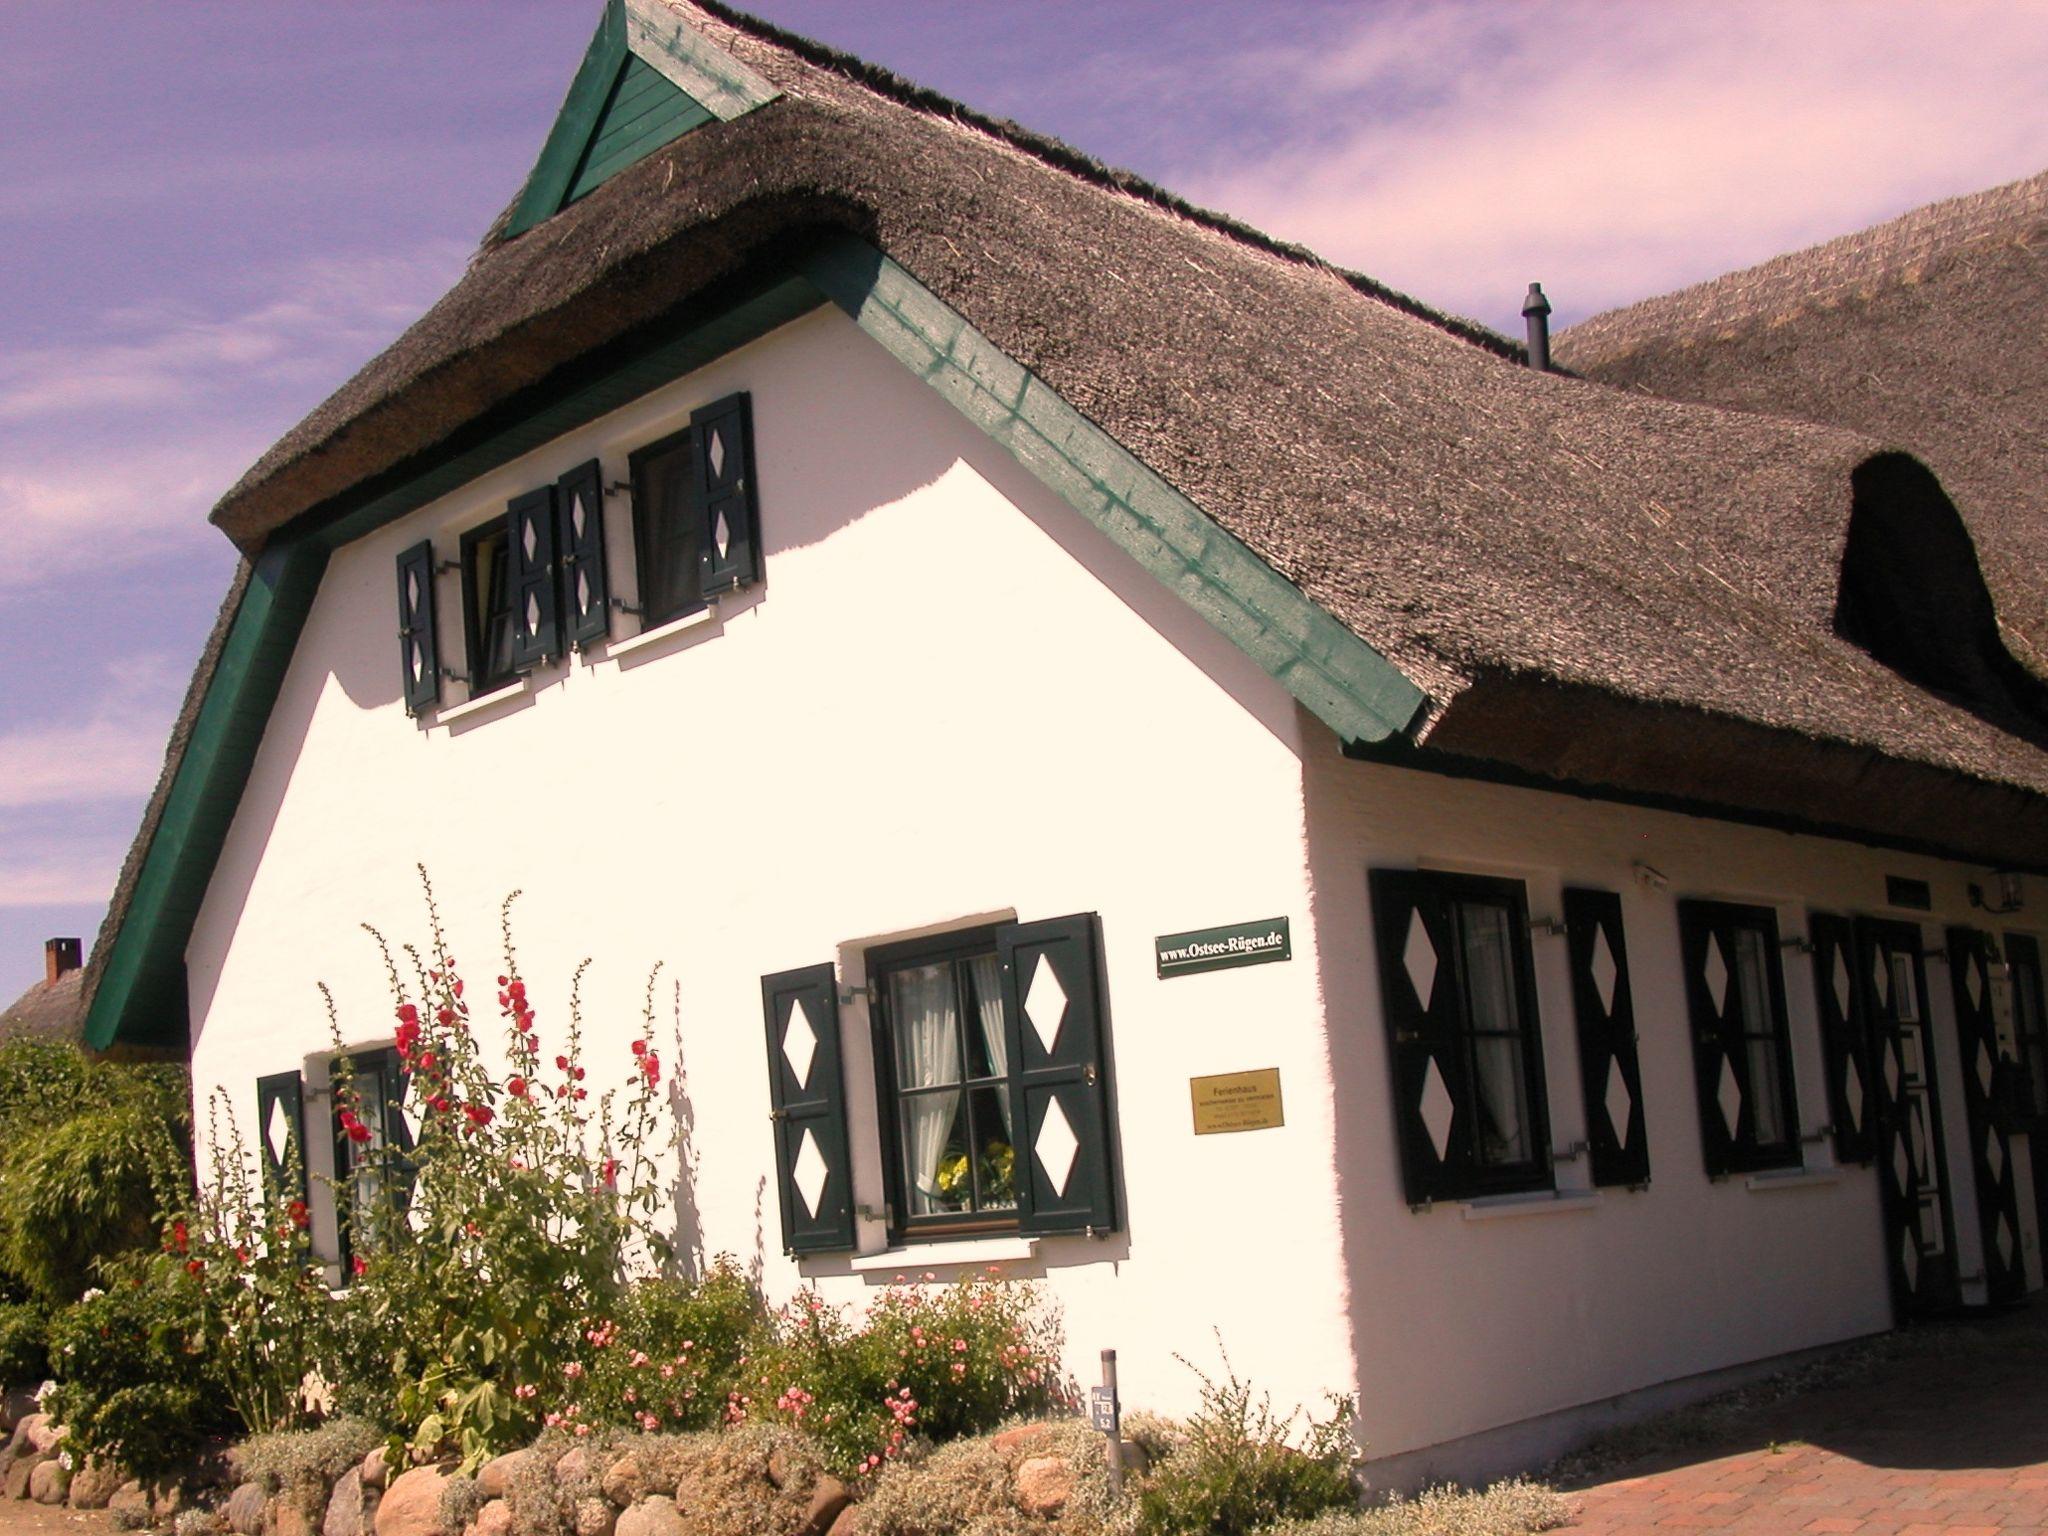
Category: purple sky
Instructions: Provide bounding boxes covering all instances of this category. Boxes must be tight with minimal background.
[3,1,2044,1006]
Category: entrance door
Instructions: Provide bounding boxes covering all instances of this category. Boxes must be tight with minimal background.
[1857,917,1961,1316]
[1946,926,2027,1304]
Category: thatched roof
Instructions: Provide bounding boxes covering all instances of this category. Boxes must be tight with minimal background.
[0,969,84,1044]
[1557,171,2048,677]
[81,4,2048,1040]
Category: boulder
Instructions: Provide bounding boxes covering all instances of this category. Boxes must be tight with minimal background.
[615,1497,685,1536]
[600,1454,650,1507]
[823,1504,868,1536]
[7,1415,57,1458]
[466,1501,513,1536]
[574,1495,616,1536]
[361,1449,393,1493]
[324,1468,381,1536]
[376,1466,451,1536]
[109,1481,152,1523]
[797,1476,851,1536]
[228,1481,272,1536]
[1013,1455,1073,1517]
[270,1498,319,1536]
[3,1452,48,1500]
[476,1454,527,1502]
[153,1481,190,1520]
[68,1458,124,1510]
[0,1389,38,1437]
[990,1425,1054,1456]
[555,1449,591,1487]
[28,1459,69,1505]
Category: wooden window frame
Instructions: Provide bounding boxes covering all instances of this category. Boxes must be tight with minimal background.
[627,426,708,629]
[459,519,520,696]
[867,924,1023,1243]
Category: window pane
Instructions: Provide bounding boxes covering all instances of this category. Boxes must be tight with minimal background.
[962,955,1008,1081]
[481,537,516,685]
[1457,901,1534,1168]
[1745,1032,1788,1146]
[968,1084,1018,1211]
[2014,959,2048,1109]
[1458,903,1520,1033]
[1731,927,1772,1032]
[1730,928,1788,1146]
[634,441,702,624]
[1471,1034,1533,1166]
[901,1089,964,1217]
[889,964,962,1087]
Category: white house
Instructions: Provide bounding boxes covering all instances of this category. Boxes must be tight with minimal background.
[81,1,2048,1487]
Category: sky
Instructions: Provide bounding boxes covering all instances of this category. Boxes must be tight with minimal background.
[1,1,2044,1007]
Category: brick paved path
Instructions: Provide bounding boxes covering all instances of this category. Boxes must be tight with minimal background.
[1555,1312,2048,1534]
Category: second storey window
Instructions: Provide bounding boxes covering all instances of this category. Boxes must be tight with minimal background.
[1678,899,1801,1174]
[629,427,703,627]
[1369,869,1552,1203]
[461,520,519,695]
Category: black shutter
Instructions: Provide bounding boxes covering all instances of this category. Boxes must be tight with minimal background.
[1368,870,1465,1205]
[396,540,441,714]
[1947,925,2026,1304]
[556,460,610,647]
[506,486,561,667]
[256,1071,307,1203]
[1676,900,1736,1177]
[761,965,856,1253]
[692,392,761,593]
[1809,912,1875,1164]
[1564,889,1649,1187]
[1000,914,1119,1235]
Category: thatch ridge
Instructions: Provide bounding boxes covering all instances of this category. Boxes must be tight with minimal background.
[0,969,84,1044]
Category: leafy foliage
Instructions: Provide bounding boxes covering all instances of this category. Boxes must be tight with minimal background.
[0,1301,49,1386]
[555,1261,762,1434]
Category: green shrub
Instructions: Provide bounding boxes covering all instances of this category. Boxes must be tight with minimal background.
[0,1103,185,1305]
[742,1270,1066,1476]
[239,1417,385,1514]
[1268,1479,1571,1536]
[862,1420,1121,1536]
[557,1259,763,1433]
[0,1301,49,1386]
[45,1262,231,1480]
[1133,1350,1355,1536]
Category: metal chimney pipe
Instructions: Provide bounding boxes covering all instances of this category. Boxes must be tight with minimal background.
[1522,282,1552,372]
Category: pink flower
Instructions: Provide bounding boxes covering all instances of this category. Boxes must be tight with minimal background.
[564,1362,584,1379]
[514,1384,537,1400]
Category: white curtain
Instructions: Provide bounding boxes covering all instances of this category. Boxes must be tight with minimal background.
[890,965,962,1214]
[968,955,1012,1138]
[1460,906,1529,1165]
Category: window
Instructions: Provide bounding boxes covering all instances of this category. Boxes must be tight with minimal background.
[870,929,1019,1235]
[1369,869,1552,1203]
[330,1046,413,1268]
[758,913,1118,1255]
[460,520,519,695]
[628,427,704,628]
[2007,934,2048,1121]
[1677,900,1800,1174]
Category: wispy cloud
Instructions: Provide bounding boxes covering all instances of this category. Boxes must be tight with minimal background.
[1170,1,2048,329]
[0,845,133,910]
[0,656,185,811]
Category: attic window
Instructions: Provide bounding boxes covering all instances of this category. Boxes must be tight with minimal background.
[1836,454,2048,747]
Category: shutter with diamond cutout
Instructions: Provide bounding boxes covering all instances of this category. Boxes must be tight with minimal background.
[1676,900,1737,1178]
[1564,889,1649,1188]
[692,392,760,594]
[1367,870,1465,1205]
[1947,925,2026,1304]
[556,459,610,648]
[999,914,1119,1235]
[395,540,440,714]
[761,964,855,1254]
[1810,912,1875,1165]
[507,486,562,668]
[256,1070,307,1203]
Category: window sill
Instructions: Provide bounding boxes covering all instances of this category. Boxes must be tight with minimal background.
[434,677,533,726]
[608,601,718,660]
[1744,1167,1841,1192]
[848,1235,1039,1274]
[1459,1190,1601,1221]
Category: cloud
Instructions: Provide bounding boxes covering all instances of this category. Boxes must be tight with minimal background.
[1170,1,2048,329]
[0,656,185,811]
[0,242,469,587]
[0,848,128,910]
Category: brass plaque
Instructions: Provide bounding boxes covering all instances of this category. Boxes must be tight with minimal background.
[1190,1068,1284,1135]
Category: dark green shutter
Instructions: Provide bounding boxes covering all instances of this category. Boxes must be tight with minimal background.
[395,540,440,714]
[1000,914,1119,1235]
[761,965,856,1253]
[1947,925,2026,1304]
[256,1070,307,1202]
[1367,870,1465,1204]
[1809,912,1875,1164]
[556,460,610,647]
[506,486,562,667]
[1563,889,1649,1187]
[1676,900,1736,1178]
[692,393,761,593]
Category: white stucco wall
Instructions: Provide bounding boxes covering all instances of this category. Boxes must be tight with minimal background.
[185,305,1355,1425]
[1300,737,2044,1473]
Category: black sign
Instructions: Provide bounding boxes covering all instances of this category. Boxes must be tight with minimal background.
[1155,918,1291,979]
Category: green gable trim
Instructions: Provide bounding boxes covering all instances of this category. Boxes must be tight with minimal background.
[797,236,1429,745]
[506,0,779,240]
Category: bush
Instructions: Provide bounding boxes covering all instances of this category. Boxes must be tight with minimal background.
[239,1417,385,1515]
[556,1259,763,1433]
[1268,1480,1571,1536]
[862,1420,1121,1536]
[0,1301,49,1387]
[742,1270,1067,1476]
[0,1102,186,1306]
[45,1262,231,1480]
[1133,1349,1355,1536]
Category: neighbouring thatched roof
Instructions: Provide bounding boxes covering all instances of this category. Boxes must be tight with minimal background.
[0,969,85,1044]
[1557,171,2048,676]
[82,1,2048,1032]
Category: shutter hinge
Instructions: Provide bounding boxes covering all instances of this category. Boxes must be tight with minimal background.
[1393,1029,1423,1044]
[768,1108,788,1123]
[434,559,462,576]
[1084,1063,1098,1086]
[839,983,878,1006]
[605,480,632,498]
[1529,916,1566,939]
[609,598,645,617]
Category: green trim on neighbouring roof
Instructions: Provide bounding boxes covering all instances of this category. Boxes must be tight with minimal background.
[505,0,779,240]
[798,236,1429,746]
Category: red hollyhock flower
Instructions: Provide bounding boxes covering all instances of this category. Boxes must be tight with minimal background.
[507,979,527,1002]
[452,979,465,999]
[508,1076,528,1098]
[287,1200,309,1228]
[600,1158,620,1187]
[171,1220,188,1252]
[642,1053,661,1088]
[418,1051,437,1072]
[396,1004,419,1027]
[436,1007,456,1026]
[185,1259,203,1276]
[395,1019,421,1057]
[556,1055,570,1072]
[465,1103,495,1127]
[631,1039,647,1057]
[352,1255,366,1277]
[430,1096,451,1114]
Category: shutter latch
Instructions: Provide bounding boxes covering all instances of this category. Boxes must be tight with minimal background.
[1084,1063,1098,1086]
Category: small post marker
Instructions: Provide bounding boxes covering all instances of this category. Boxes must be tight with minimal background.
[1093,1349,1123,1496]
